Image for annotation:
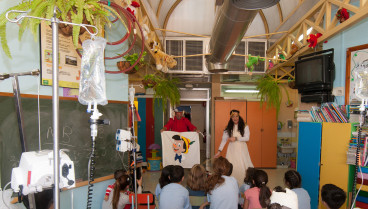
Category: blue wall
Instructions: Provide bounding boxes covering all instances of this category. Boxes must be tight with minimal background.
[324,17,368,105]
[1,1,129,208]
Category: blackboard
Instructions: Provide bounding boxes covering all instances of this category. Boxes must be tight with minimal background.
[0,94,129,186]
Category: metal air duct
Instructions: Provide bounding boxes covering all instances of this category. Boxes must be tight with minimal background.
[206,0,279,72]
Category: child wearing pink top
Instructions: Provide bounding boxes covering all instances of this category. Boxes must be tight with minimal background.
[244,169,271,209]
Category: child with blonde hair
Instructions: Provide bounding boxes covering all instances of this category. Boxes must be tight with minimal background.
[187,164,208,209]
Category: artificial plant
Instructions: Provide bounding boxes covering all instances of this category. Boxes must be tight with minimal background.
[0,0,125,58]
[256,76,292,117]
[142,74,181,112]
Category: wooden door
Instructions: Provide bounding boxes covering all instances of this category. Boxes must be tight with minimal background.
[297,122,322,209]
[261,104,277,168]
[319,123,351,209]
[145,98,155,158]
[246,102,262,167]
[138,98,147,161]
[214,101,246,158]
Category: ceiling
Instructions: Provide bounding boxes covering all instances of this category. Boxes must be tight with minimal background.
[144,0,320,41]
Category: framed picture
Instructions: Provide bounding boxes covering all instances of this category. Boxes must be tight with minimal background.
[345,43,368,105]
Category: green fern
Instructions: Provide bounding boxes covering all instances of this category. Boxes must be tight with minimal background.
[0,0,123,58]
[256,76,282,117]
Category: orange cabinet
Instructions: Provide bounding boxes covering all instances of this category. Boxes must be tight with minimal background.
[215,100,277,168]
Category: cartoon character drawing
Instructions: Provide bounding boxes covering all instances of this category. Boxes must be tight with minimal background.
[172,135,195,163]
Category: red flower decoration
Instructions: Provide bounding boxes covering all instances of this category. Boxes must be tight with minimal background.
[307,33,322,48]
[336,8,350,23]
[131,1,140,8]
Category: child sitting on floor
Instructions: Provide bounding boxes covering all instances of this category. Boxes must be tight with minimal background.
[284,170,310,209]
[321,184,346,209]
[104,169,126,201]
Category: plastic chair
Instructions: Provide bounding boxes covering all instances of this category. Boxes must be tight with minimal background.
[123,193,155,209]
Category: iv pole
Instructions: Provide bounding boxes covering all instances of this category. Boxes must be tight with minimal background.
[6,8,98,209]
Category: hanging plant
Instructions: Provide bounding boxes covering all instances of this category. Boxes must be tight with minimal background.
[142,74,181,113]
[0,0,125,58]
[336,8,350,23]
[256,76,292,117]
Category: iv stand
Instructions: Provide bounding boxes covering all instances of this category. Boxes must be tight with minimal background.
[129,86,138,209]
[6,8,98,209]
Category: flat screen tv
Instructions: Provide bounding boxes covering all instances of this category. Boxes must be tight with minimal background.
[295,48,335,93]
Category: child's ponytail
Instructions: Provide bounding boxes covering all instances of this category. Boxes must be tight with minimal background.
[206,157,232,193]
[253,169,271,208]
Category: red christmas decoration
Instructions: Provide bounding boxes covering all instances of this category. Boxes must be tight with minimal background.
[336,8,350,23]
[131,1,140,8]
[307,33,322,48]
[127,7,135,16]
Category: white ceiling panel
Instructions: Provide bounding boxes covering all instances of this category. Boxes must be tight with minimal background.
[166,0,216,36]
[157,0,177,28]
[263,5,281,33]
[244,13,266,38]
[279,0,299,20]
[147,0,160,15]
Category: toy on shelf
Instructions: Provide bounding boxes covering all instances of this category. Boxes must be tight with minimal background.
[147,143,162,171]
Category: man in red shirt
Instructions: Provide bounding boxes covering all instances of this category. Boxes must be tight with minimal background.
[160,107,199,133]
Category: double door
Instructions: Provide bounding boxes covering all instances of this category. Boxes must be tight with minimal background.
[214,100,277,168]
[297,122,351,209]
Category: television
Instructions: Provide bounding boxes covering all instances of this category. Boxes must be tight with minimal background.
[295,49,335,94]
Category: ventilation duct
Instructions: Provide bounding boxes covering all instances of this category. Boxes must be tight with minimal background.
[206,0,279,72]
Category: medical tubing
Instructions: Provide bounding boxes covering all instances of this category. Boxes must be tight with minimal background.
[86,136,96,209]
[352,124,363,205]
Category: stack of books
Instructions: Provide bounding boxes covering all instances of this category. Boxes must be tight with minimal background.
[356,168,368,208]
[296,110,312,122]
[309,103,348,123]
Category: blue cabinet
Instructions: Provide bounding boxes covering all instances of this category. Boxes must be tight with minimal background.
[297,122,322,209]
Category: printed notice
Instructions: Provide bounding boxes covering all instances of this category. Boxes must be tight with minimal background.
[40,22,91,88]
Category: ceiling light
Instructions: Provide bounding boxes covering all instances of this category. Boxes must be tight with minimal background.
[225,89,259,93]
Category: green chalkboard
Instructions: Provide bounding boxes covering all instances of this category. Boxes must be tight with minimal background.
[0,94,129,186]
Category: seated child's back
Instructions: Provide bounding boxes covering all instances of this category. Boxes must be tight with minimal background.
[159,165,191,209]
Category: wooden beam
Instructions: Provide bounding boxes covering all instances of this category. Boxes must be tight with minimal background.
[277,3,283,23]
[304,19,325,34]
[162,0,183,37]
[328,0,359,13]
[156,0,164,18]
[259,10,269,39]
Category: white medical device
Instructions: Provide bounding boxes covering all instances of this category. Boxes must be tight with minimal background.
[116,129,140,152]
[11,150,75,195]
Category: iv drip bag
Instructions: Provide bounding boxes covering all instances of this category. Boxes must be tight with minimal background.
[78,37,108,106]
[354,65,368,100]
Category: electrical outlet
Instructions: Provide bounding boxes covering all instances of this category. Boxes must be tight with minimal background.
[332,87,344,96]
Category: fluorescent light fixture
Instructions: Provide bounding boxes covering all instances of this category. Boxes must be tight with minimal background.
[225,89,259,93]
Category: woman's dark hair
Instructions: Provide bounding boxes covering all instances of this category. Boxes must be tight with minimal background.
[225,109,246,137]
[284,170,301,189]
[206,157,232,193]
[160,165,174,188]
[254,169,271,208]
[112,174,131,209]
[244,167,256,186]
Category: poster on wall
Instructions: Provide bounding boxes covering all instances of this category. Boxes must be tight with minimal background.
[345,44,368,104]
[40,21,91,89]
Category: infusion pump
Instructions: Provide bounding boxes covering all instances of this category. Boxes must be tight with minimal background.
[11,150,75,195]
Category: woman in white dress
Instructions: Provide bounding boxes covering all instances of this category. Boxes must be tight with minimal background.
[215,109,254,185]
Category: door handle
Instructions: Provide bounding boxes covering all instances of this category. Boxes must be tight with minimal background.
[260,128,264,132]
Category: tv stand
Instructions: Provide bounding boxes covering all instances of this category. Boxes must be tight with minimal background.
[301,92,334,103]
